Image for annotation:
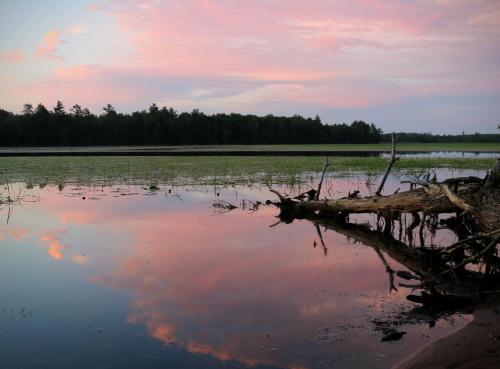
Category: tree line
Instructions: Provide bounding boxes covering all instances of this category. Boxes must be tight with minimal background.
[0,102,383,146]
[0,102,497,146]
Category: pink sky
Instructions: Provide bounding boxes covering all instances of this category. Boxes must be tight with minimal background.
[1,0,499,133]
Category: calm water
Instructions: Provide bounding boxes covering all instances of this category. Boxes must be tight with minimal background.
[0,173,477,369]
[380,151,498,158]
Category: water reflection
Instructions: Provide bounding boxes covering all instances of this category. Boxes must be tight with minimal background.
[380,151,498,159]
[0,179,474,369]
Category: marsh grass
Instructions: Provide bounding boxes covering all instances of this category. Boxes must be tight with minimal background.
[0,156,495,189]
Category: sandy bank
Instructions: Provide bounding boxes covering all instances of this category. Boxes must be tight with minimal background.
[393,307,500,369]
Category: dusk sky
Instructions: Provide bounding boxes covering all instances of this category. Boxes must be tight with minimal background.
[1,0,499,133]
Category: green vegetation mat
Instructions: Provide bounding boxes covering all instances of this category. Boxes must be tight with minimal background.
[0,156,496,187]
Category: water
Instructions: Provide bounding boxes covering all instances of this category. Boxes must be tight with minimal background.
[0,174,477,369]
[380,151,498,159]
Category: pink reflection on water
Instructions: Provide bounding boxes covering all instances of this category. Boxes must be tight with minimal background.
[80,200,417,368]
[2,182,471,368]
[40,229,68,260]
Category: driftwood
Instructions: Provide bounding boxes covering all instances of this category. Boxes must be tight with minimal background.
[270,155,500,298]
[272,159,500,233]
[278,181,478,216]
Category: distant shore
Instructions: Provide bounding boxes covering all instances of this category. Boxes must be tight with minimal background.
[0,143,498,156]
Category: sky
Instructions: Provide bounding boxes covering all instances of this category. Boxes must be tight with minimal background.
[1,0,499,134]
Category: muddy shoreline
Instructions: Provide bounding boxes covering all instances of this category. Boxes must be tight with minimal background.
[393,306,500,369]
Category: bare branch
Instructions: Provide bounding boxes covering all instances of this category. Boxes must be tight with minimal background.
[315,157,330,200]
[375,134,400,196]
[268,188,287,202]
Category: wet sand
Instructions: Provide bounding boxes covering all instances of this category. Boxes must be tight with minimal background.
[393,307,500,369]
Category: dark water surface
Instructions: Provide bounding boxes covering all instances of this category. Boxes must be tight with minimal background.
[0,174,477,369]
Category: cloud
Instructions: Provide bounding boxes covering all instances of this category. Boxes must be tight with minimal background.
[0,50,26,63]
[67,24,87,35]
[72,254,90,264]
[87,1,500,121]
[4,1,500,132]
[36,30,66,61]
[40,229,69,260]
[10,228,30,240]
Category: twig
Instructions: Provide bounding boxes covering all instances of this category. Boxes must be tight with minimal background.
[212,200,237,210]
[268,188,287,202]
[375,134,400,196]
[315,157,330,200]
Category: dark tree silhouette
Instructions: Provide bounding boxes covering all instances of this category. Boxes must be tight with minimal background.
[103,104,116,116]
[22,104,34,115]
[53,101,65,115]
[0,102,497,147]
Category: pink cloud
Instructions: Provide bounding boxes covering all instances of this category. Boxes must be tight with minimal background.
[19,65,143,110]
[40,229,69,260]
[3,0,499,131]
[36,30,66,61]
[6,228,30,240]
[72,254,90,264]
[0,50,26,63]
[67,24,86,35]
[87,0,500,102]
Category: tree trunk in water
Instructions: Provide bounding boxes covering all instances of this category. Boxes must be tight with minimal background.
[274,159,499,233]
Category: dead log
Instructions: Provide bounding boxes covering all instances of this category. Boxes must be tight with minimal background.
[437,159,500,232]
[277,181,480,217]
[272,159,500,233]
[471,159,500,232]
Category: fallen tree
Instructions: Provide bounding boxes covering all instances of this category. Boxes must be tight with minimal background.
[269,143,500,306]
[270,138,499,233]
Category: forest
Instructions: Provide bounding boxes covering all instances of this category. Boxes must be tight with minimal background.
[0,102,497,146]
[0,102,381,146]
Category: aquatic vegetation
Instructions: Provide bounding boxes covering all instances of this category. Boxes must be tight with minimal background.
[0,156,495,188]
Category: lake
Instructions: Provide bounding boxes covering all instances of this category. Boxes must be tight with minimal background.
[0,169,486,369]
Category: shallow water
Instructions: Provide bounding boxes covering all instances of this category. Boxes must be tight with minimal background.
[380,151,498,158]
[0,172,481,369]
